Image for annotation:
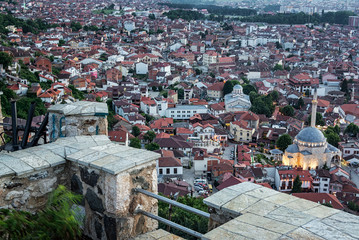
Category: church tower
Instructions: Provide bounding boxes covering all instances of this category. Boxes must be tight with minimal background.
[311,88,318,127]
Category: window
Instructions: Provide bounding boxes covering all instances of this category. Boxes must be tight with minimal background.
[174,168,177,174]
[323,188,327,192]
[159,169,163,175]
[182,111,186,113]
[324,184,328,187]
[187,111,190,113]
[171,115,174,117]
[171,111,174,113]
[166,168,170,174]
[193,111,197,113]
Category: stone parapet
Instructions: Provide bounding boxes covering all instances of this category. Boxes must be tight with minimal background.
[0,135,160,240]
[203,182,359,239]
[48,101,108,142]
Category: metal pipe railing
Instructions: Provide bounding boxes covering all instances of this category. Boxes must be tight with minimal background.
[135,209,205,239]
[134,188,210,218]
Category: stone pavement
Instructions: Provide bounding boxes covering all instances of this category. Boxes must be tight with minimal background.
[203,182,359,240]
[134,229,184,240]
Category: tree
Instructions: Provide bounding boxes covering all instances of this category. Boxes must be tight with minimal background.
[308,113,325,126]
[132,125,141,137]
[70,21,82,31]
[0,51,13,69]
[149,13,156,20]
[223,81,236,96]
[177,89,184,99]
[158,194,208,239]
[341,79,348,93]
[276,134,292,151]
[280,105,294,116]
[152,86,157,91]
[58,39,65,46]
[129,137,141,149]
[348,201,359,212]
[144,131,156,142]
[344,123,359,136]
[158,86,163,92]
[145,142,160,151]
[325,132,340,147]
[0,185,82,240]
[295,97,305,109]
[292,175,302,193]
[242,84,257,95]
[273,64,284,71]
[270,90,279,101]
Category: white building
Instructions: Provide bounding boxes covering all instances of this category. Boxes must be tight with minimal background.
[165,105,208,120]
[136,62,148,75]
[224,85,251,112]
[157,157,183,177]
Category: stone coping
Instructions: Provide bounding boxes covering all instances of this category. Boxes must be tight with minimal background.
[134,229,184,240]
[48,101,108,116]
[0,135,160,177]
[203,182,359,240]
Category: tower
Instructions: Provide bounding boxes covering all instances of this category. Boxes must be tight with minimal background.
[352,84,355,102]
[0,91,3,145]
[311,88,318,127]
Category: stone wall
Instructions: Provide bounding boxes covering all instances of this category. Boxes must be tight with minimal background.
[48,101,108,142]
[69,162,158,240]
[0,135,160,240]
[0,164,69,211]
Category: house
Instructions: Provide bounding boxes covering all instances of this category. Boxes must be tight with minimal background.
[154,136,194,156]
[275,167,313,193]
[7,82,28,95]
[157,156,183,177]
[35,57,52,73]
[339,141,359,158]
[190,123,215,141]
[165,105,208,120]
[140,97,157,116]
[193,150,220,176]
[209,103,226,116]
[311,169,331,193]
[150,118,174,134]
[136,62,148,75]
[230,121,255,143]
[108,128,133,146]
[292,193,344,210]
[207,82,224,99]
[158,181,190,197]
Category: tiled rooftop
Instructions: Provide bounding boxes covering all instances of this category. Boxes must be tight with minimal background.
[0,135,160,177]
[203,182,359,240]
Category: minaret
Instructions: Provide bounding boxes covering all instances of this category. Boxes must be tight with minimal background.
[351,84,355,102]
[0,91,3,145]
[311,87,318,128]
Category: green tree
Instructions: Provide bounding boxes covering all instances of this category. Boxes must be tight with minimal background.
[344,123,359,136]
[292,175,302,193]
[273,64,283,71]
[144,131,156,142]
[223,81,234,96]
[242,84,257,95]
[270,90,279,101]
[149,13,156,20]
[58,39,65,46]
[295,97,305,109]
[0,185,82,240]
[325,131,340,147]
[280,105,294,117]
[158,86,163,92]
[145,142,160,151]
[129,137,141,149]
[348,201,359,211]
[177,89,184,99]
[70,22,82,31]
[276,134,293,151]
[152,86,157,91]
[0,51,13,69]
[341,79,348,93]
[308,113,325,126]
[158,195,208,239]
[132,125,141,137]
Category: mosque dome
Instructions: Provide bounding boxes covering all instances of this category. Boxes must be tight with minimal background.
[294,127,326,146]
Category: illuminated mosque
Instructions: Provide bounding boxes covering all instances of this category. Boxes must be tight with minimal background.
[282,89,341,170]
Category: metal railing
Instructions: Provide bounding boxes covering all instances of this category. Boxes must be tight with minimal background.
[134,188,210,239]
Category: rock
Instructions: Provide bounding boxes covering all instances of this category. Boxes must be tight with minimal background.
[104,215,117,240]
[20,190,30,204]
[28,171,48,181]
[5,190,24,201]
[85,188,104,213]
[80,167,99,187]
[132,176,149,190]
[71,174,83,195]
[97,186,103,195]
[38,177,57,195]
[94,219,103,239]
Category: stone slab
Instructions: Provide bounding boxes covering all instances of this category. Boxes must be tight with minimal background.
[0,162,16,177]
[0,155,33,176]
[32,149,66,167]
[283,198,319,212]
[286,227,326,240]
[77,151,110,166]
[20,155,50,171]
[102,159,136,175]
[245,186,280,199]
[241,199,281,216]
[204,188,241,209]
[321,212,359,239]
[302,220,355,240]
[66,149,98,162]
[265,206,316,226]
[235,213,297,235]
[204,226,251,240]
[220,219,282,240]
[89,155,121,171]
[221,193,260,215]
[303,205,339,219]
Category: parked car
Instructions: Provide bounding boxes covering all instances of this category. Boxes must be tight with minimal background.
[194,185,203,191]
[198,190,207,195]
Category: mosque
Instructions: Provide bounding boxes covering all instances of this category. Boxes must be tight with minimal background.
[282,89,341,170]
[224,85,251,112]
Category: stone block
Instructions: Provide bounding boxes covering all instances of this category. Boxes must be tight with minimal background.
[221,193,260,215]
[266,206,316,226]
[0,162,15,177]
[287,227,325,240]
[204,188,241,209]
[71,174,83,195]
[304,205,339,219]
[85,188,104,213]
[241,199,281,216]
[302,220,355,240]
[94,219,103,239]
[5,190,24,201]
[104,215,117,240]
[0,155,33,176]
[20,155,50,171]
[80,167,99,187]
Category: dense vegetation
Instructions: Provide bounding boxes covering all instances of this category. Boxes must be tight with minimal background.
[241,11,356,25]
[263,4,281,12]
[0,13,59,34]
[158,194,208,239]
[249,91,278,117]
[0,185,82,240]
[163,10,205,21]
[161,3,256,16]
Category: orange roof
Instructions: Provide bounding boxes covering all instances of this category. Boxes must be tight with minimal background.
[176,127,194,134]
[156,132,171,139]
